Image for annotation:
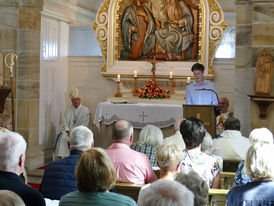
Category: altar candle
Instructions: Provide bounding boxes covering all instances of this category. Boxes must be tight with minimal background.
[117,74,120,82]
[187,76,191,84]
[169,72,173,79]
[134,70,137,78]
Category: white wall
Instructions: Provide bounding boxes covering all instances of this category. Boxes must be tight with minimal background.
[213,58,235,112]
[39,16,69,146]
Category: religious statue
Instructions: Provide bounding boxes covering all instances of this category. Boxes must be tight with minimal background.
[120,0,197,61]
[254,50,273,96]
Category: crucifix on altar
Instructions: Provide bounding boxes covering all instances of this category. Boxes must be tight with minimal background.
[149,56,158,78]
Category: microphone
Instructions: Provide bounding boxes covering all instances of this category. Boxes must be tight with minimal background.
[195,88,219,102]
[195,88,221,115]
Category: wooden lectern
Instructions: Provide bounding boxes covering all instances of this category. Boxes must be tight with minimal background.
[183,105,217,138]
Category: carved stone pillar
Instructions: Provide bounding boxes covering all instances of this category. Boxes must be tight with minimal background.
[234,0,253,136]
[16,0,44,170]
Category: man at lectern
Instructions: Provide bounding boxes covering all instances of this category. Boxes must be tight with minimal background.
[186,63,218,105]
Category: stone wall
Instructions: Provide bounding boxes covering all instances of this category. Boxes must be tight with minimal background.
[235,0,274,135]
[251,0,274,133]
[0,0,45,171]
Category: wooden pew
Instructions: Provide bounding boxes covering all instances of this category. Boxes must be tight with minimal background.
[221,172,236,189]
[113,182,230,205]
[208,188,229,206]
[112,182,145,202]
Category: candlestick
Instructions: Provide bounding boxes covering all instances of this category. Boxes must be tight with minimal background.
[169,72,173,79]
[132,77,138,94]
[168,78,175,94]
[134,70,137,78]
[115,82,122,97]
[187,77,191,84]
[117,74,120,82]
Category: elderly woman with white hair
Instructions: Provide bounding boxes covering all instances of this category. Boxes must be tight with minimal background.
[233,127,273,186]
[227,142,274,205]
[131,124,163,167]
[138,180,194,206]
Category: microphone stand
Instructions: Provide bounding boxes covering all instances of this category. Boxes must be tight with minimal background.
[195,88,221,116]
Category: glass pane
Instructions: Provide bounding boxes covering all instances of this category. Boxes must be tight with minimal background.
[69,27,102,56]
[215,27,236,58]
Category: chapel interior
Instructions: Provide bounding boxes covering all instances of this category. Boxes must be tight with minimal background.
[0,0,273,172]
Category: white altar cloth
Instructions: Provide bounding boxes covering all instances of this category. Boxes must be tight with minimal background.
[93,102,183,129]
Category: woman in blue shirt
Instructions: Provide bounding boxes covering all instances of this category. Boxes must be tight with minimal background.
[227,142,274,206]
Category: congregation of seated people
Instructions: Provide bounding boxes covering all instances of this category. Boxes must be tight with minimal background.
[0,113,274,206]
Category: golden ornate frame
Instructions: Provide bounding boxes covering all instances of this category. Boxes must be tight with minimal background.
[93,0,227,75]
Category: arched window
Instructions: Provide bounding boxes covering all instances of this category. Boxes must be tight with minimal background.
[215,27,235,58]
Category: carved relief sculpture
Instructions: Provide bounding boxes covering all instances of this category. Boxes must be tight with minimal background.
[254,50,273,96]
[120,0,198,61]
[121,0,156,60]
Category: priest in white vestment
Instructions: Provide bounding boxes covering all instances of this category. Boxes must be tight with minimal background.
[216,97,234,136]
[55,88,90,158]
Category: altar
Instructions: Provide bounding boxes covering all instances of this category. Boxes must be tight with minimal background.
[93,102,183,148]
[94,102,183,129]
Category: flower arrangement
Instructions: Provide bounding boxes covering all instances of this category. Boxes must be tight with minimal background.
[135,78,170,99]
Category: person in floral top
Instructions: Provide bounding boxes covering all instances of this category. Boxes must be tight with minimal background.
[177,117,221,188]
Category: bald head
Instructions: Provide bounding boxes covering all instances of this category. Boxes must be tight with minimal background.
[174,118,185,132]
[112,120,133,142]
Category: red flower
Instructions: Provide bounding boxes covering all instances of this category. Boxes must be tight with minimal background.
[167,95,170,98]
